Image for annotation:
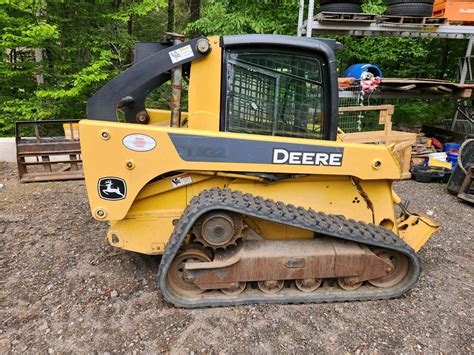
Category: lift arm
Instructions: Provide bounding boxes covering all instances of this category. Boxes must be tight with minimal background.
[86,37,211,123]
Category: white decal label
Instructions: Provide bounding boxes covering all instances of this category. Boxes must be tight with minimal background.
[272,148,343,166]
[460,9,474,13]
[122,134,156,152]
[171,175,193,188]
[169,45,194,64]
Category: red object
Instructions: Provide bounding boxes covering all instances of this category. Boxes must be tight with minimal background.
[431,137,443,150]
[361,76,381,93]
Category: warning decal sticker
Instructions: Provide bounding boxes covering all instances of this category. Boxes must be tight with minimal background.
[169,45,194,64]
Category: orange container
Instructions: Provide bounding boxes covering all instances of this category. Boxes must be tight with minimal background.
[433,0,474,24]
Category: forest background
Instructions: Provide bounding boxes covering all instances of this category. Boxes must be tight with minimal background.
[0,0,467,136]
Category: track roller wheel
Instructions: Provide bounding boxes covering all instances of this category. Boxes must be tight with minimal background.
[258,280,284,294]
[193,211,243,249]
[295,278,322,292]
[368,249,409,288]
[166,245,212,296]
[337,277,363,291]
[221,282,246,296]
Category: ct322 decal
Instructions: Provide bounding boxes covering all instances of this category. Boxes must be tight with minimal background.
[272,148,343,166]
[169,134,344,166]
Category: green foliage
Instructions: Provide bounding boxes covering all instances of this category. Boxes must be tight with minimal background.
[0,0,467,136]
[186,0,466,127]
[392,100,454,126]
[362,0,386,14]
[0,0,165,136]
[105,0,166,21]
[186,0,299,36]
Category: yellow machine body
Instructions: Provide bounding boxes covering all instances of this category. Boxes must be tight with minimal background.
[79,37,439,306]
[79,35,438,255]
[81,120,420,252]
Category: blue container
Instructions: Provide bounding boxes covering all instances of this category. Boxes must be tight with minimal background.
[447,152,458,170]
[444,143,461,152]
[343,64,383,79]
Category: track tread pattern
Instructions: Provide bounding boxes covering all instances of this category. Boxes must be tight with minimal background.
[157,188,421,308]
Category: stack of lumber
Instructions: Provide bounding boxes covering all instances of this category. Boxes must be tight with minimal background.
[338,78,474,99]
[379,78,473,98]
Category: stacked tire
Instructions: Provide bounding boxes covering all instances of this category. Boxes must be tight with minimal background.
[318,0,364,14]
[385,0,435,17]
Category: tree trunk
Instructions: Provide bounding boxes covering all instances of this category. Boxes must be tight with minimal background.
[190,0,200,22]
[128,16,133,36]
[35,0,46,85]
[34,48,45,85]
[113,0,122,11]
[439,39,449,80]
[128,15,134,63]
[167,0,174,32]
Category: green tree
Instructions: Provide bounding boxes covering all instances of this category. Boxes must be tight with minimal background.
[0,0,165,136]
[187,0,466,125]
[0,0,467,136]
[186,0,299,36]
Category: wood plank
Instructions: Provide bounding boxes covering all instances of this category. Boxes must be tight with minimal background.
[20,159,82,166]
[382,78,457,85]
[20,172,84,183]
[390,84,417,91]
[17,149,81,156]
[339,105,394,113]
[437,86,453,93]
[344,131,416,143]
[16,142,81,154]
[455,88,472,98]
[393,140,414,152]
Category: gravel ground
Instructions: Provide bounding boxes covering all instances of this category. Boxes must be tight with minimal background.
[1,161,472,353]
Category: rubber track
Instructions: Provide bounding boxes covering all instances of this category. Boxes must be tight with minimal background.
[157,188,421,308]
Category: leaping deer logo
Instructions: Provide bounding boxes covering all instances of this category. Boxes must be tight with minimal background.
[102,180,124,197]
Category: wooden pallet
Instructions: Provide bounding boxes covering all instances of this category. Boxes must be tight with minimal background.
[316,12,448,27]
[378,15,448,26]
[316,12,377,25]
[15,120,84,183]
[339,105,416,180]
[377,78,474,99]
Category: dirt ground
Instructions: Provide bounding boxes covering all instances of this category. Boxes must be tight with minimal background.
[1,161,472,353]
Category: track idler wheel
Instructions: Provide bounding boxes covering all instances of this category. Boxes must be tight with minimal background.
[295,278,322,292]
[166,245,212,296]
[221,282,247,296]
[368,249,410,288]
[258,280,284,294]
[193,211,244,249]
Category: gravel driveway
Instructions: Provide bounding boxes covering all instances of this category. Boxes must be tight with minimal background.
[1,162,472,353]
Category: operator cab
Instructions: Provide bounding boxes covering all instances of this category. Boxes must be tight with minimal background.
[87,35,341,141]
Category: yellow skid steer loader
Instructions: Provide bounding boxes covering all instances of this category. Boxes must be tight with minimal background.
[80,34,439,308]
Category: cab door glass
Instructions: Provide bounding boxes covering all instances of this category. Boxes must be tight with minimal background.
[226,51,325,139]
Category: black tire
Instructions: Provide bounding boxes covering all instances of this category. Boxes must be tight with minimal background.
[320,0,363,5]
[387,0,433,5]
[385,3,433,17]
[318,3,363,13]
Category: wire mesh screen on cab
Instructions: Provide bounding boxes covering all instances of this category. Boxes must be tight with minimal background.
[226,51,325,139]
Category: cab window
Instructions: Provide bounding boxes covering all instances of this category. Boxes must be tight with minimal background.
[225,50,325,139]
